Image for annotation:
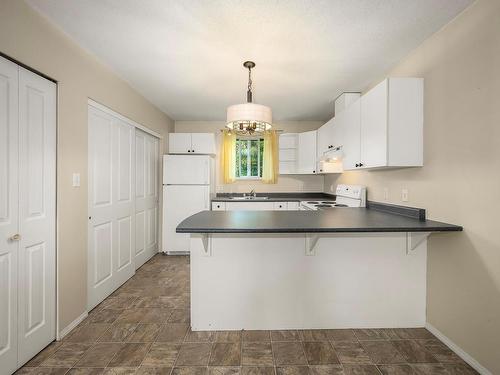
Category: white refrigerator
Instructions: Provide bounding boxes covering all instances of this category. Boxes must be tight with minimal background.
[162,154,214,254]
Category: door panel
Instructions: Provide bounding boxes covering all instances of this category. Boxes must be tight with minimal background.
[18,67,56,366]
[191,133,215,154]
[360,80,388,168]
[297,130,317,174]
[169,133,192,154]
[88,106,135,310]
[134,130,159,269]
[341,99,361,171]
[0,56,18,375]
[162,185,209,253]
[163,154,209,185]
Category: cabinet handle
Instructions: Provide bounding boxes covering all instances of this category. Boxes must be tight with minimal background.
[359,163,364,167]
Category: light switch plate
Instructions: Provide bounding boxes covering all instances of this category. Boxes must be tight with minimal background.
[72,173,80,187]
[402,188,409,202]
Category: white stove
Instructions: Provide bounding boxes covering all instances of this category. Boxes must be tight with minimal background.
[300,184,366,210]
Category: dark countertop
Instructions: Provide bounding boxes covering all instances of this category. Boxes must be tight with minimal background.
[176,208,463,234]
[212,192,335,202]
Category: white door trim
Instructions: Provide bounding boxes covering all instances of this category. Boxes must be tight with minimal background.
[88,99,162,139]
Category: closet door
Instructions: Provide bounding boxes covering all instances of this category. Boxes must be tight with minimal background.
[134,129,159,269]
[17,67,56,365]
[0,55,19,375]
[88,106,135,310]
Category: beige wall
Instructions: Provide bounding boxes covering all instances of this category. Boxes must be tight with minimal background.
[324,0,500,372]
[0,0,174,332]
[175,121,325,193]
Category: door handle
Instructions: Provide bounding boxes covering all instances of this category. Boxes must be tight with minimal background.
[9,234,21,241]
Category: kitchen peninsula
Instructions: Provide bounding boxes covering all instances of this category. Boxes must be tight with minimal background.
[177,205,462,331]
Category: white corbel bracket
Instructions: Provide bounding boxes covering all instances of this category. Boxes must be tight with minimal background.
[406,232,431,254]
[200,234,212,257]
[305,233,320,256]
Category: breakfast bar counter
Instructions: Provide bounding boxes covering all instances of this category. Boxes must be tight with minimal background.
[178,207,462,331]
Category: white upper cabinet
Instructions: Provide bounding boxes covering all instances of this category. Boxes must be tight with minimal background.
[317,118,336,159]
[340,98,361,170]
[279,131,317,175]
[169,133,215,154]
[343,78,423,170]
[297,130,318,174]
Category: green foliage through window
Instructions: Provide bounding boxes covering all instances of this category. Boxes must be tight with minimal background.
[235,138,264,178]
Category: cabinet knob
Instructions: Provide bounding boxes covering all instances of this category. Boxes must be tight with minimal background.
[313,170,316,173]
[359,163,364,167]
[187,150,191,152]
[192,150,195,153]
[320,169,323,172]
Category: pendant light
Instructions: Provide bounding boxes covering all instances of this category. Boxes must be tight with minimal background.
[226,61,272,135]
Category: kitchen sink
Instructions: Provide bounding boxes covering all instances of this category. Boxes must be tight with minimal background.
[228,196,269,200]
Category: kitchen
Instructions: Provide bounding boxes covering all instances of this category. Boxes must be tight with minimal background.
[1,1,499,375]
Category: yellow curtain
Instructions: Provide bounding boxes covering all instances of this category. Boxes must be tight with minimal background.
[262,130,278,184]
[221,130,236,184]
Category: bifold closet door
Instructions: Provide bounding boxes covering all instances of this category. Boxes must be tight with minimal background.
[17,67,56,366]
[134,129,159,270]
[88,105,135,310]
[0,56,56,373]
[0,54,20,375]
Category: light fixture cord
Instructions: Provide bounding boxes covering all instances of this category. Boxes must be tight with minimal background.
[247,66,253,103]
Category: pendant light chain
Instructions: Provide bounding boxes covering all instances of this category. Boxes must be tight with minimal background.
[247,65,253,103]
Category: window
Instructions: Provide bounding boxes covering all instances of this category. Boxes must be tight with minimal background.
[235,138,264,179]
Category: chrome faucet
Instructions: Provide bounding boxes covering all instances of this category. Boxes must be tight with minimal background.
[244,189,257,198]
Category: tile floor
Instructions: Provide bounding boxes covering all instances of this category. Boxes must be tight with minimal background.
[17,255,477,375]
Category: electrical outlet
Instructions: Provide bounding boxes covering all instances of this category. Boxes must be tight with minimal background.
[402,188,409,202]
[383,188,389,201]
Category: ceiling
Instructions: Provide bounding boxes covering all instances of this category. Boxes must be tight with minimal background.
[26,0,473,121]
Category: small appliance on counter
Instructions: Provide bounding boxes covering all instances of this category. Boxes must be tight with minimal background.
[162,154,214,254]
[299,184,366,210]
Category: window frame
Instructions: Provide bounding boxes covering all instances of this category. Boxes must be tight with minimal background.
[235,137,264,180]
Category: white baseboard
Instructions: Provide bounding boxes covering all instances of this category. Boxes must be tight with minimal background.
[425,322,491,375]
[57,311,88,340]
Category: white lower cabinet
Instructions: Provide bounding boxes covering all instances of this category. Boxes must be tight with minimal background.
[213,201,300,211]
[211,202,226,211]
[0,56,56,373]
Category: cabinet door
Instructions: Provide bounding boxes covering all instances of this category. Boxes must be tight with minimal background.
[340,99,361,170]
[211,202,226,211]
[317,120,333,159]
[169,133,192,154]
[360,80,388,168]
[0,56,19,375]
[225,202,275,211]
[297,130,317,174]
[18,67,57,365]
[273,202,288,210]
[191,133,215,154]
